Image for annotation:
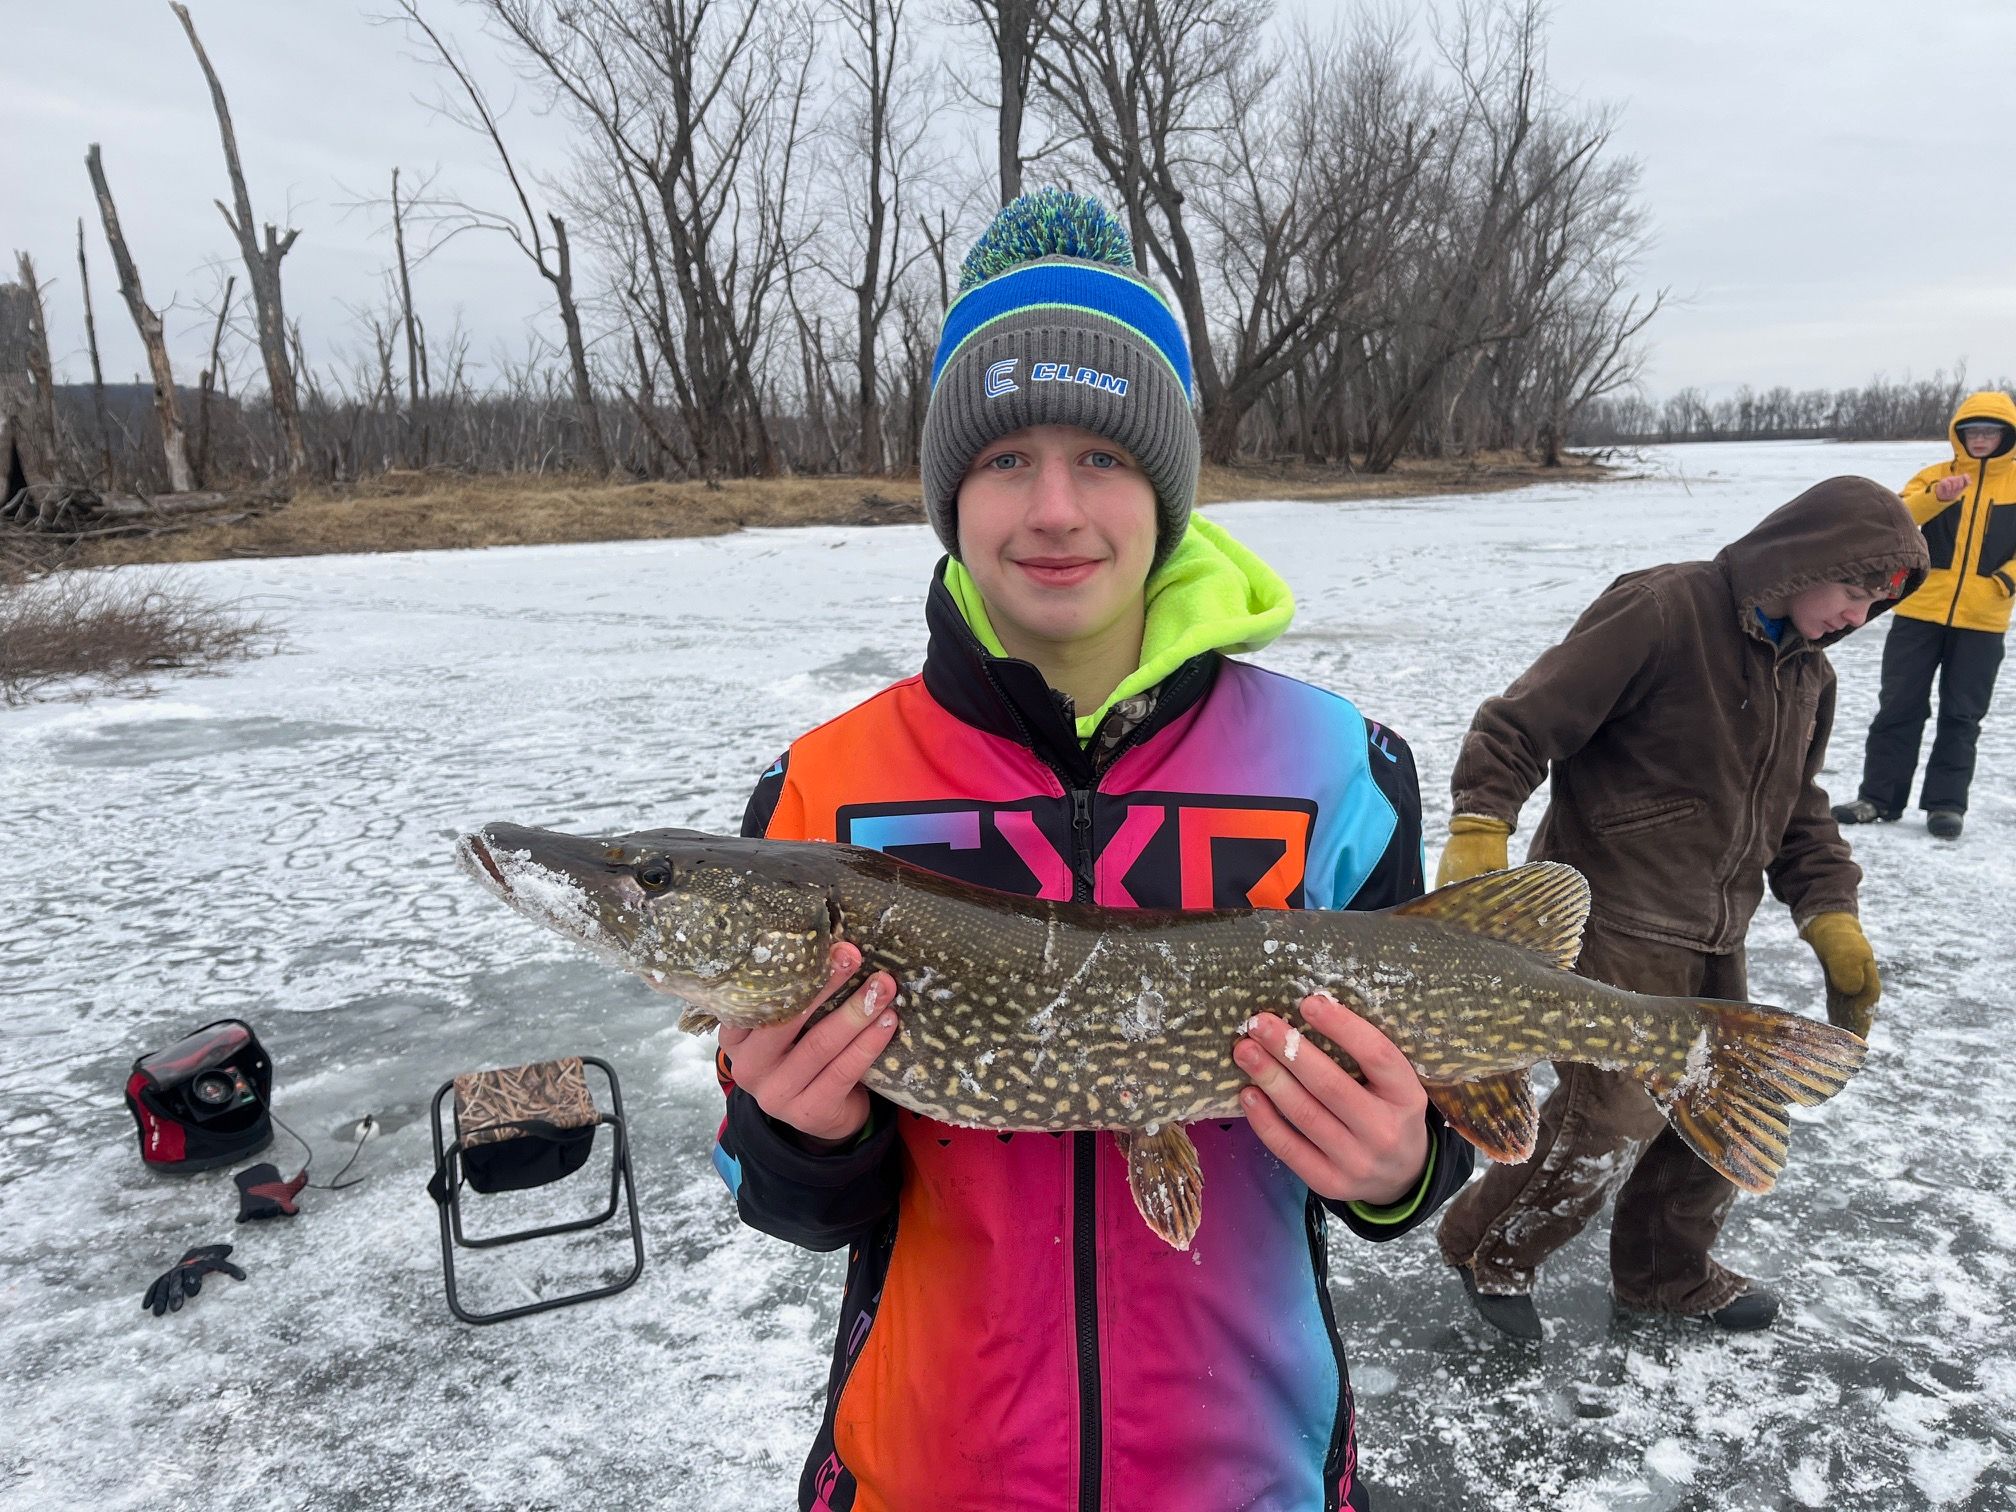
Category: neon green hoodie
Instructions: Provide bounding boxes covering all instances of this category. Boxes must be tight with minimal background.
[942,514,1296,739]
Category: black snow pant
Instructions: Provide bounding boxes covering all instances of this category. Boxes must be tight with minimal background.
[1857,614,2006,816]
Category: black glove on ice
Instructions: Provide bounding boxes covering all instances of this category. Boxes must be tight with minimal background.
[142,1243,246,1316]
[235,1162,308,1221]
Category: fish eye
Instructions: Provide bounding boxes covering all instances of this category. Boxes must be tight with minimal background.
[635,860,674,892]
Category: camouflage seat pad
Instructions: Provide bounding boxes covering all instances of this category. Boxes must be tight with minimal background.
[453,1057,599,1148]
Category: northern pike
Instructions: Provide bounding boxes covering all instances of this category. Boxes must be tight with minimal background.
[457,824,1867,1249]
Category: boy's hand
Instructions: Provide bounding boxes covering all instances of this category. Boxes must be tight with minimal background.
[1934,474,1968,502]
[719,943,899,1147]
[1234,995,1430,1206]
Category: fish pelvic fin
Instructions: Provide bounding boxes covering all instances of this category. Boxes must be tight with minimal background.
[1115,1125,1205,1251]
[1644,1002,1868,1194]
[1394,862,1589,970]
[1424,1072,1538,1164]
[676,1006,720,1036]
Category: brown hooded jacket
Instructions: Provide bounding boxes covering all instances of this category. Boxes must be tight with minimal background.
[1451,476,1930,953]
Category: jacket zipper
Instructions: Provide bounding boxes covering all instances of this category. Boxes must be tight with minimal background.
[959,629,1219,1509]
[1065,782,1101,1511]
[1070,786,1097,896]
[1304,1197,1354,1512]
[1072,1129,1101,1510]
[1044,665,1210,1512]
[1947,462,1989,626]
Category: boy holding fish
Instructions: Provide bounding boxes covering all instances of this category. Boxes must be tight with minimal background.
[1434,477,1928,1339]
[710,190,1474,1512]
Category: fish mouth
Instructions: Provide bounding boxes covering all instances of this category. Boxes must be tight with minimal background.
[458,833,511,894]
[455,823,629,960]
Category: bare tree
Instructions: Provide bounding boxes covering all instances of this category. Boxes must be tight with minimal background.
[955,0,1055,205]
[19,0,1664,490]
[481,0,818,477]
[820,0,940,473]
[192,272,236,485]
[390,167,426,457]
[1465,126,1666,463]
[170,2,308,476]
[1186,15,1435,461]
[1,282,46,504]
[389,0,610,474]
[1032,0,1273,448]
[75,218,115,486]
[85,143,194,493]
[1349,0,1614,471]
[12,256,61,476]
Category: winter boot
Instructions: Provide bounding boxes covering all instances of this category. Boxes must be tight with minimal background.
[1830,799,1896,824]
[1457,1265,1543,1342]
[1927,809,1964,840]
[1706,1287,1780,1331]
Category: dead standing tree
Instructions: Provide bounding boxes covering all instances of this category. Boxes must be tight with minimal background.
[390,167,430,462]
[170,1,309,477]
[75,218,116,487]
[0,277,53,507]
[11,257,62,482]
[390,0,611,476]
[85,144,194,494]
[192,271,236,486]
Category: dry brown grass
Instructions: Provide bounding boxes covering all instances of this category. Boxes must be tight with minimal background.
[0,566,279,704]
[59,451,1607,569]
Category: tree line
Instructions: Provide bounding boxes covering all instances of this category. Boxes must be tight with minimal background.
[1569,370,2016,447]
[4,0,1663,497]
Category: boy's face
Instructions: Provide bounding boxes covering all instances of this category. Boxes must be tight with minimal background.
[1960,423,2005,459]
[1784,581,1885,640]
[956,424,1158,652]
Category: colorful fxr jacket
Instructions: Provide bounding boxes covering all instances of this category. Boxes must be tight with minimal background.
[713,521,1474,1512]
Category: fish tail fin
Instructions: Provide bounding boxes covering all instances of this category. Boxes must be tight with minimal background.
[1644,1001,1867,1194]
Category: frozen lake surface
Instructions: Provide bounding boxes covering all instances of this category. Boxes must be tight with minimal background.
[1,440,2009,1510]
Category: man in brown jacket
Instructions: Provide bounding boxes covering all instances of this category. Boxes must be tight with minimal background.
[1434,476,1929,1340]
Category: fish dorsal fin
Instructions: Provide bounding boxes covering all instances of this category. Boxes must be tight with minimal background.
[1394,862,1589,971]
[1426,1073,1538,1164]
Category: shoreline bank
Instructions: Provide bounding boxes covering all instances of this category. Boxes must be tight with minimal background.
[45,452,1613,569]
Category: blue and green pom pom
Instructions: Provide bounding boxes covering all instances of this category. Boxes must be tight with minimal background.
[958,188,1135,292]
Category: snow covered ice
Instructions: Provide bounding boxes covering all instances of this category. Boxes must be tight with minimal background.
[2,441,2010,1510]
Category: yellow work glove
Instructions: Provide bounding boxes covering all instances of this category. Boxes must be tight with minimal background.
[1800,911,1880,1038]
[1436,814,1512,887]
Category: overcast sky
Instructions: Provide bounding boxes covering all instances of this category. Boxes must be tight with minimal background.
[7,0,2012,403]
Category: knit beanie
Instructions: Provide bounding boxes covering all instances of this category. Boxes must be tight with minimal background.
[920,189,1201,570]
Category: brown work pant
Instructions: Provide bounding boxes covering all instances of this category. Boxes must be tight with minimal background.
[1436,920,1751,1315]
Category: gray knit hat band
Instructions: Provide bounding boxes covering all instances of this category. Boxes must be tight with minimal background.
[922,298,1199,568]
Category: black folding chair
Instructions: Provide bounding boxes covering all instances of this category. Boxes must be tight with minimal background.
[427,1055,644,1324]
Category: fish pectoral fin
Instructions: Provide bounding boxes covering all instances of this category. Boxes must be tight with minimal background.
[1115,1125,1205,1251]
[1425,1073,1538,1164]
[1394,862,1589,971]
[1644,999,1868,1195]
[675,1007,720,1036]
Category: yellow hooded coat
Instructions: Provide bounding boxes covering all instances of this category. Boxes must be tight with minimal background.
[1894,389,2016,633]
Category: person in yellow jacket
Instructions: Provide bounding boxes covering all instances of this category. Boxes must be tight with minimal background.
[1833,391,2016,839]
